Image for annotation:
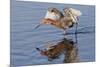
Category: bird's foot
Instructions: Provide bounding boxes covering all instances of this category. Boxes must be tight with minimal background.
[63,33,67,35]
[61,33,68,38]
[62,31,67,35]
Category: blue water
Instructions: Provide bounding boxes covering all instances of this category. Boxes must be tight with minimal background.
[10,1,95,66]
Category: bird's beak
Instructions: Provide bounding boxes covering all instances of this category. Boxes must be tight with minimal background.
[34,18,48,29]
[34,24,42,29]
[34,19,44,29]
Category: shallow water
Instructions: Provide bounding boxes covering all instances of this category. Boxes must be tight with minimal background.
[10,1,95,66]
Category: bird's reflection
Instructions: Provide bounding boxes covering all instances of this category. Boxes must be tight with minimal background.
[36,37,79,63]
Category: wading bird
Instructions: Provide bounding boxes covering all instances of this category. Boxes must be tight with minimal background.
[35,7,82,34]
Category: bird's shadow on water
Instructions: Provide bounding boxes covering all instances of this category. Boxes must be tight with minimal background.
[36,35,79,63]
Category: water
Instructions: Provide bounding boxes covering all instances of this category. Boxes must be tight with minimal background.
[10,1,95,66]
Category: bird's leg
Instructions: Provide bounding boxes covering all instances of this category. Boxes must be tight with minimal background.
[63,29,67,36]
[75,23,78,44]
[63,30,66,35]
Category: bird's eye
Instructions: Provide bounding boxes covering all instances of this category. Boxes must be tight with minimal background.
[51,10,54,12]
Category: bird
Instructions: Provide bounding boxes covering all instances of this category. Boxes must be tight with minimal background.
[35,7,82,34]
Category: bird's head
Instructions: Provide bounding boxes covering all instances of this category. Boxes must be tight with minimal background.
[44,8,63,21]
[41,8,63,25]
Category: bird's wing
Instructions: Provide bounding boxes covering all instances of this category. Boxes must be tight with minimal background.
[69,8,82,16]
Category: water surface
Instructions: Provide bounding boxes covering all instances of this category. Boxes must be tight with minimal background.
[10,1,95,66]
